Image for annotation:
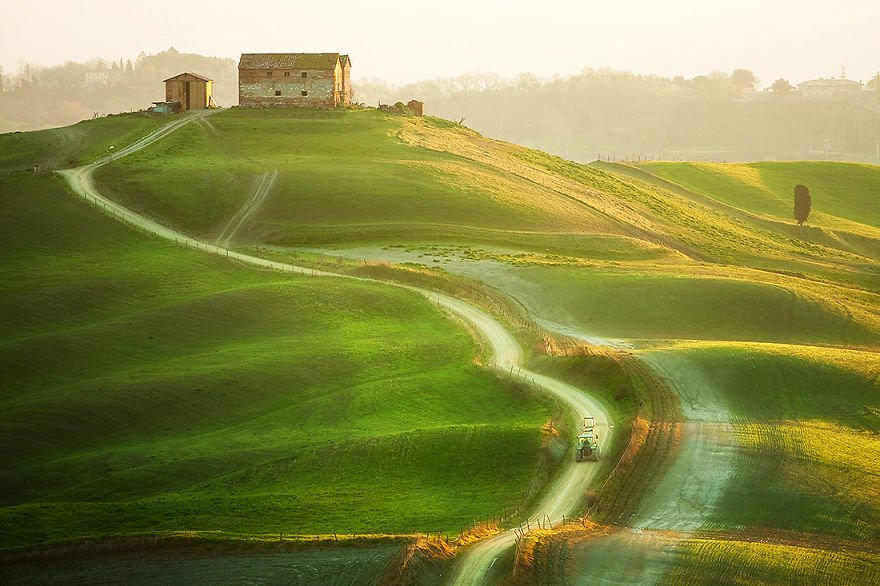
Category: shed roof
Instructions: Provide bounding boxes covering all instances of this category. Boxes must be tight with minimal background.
[239,53,341,70]
[164,72,213,82]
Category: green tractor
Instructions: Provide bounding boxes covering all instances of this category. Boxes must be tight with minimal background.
[575,416,600,462]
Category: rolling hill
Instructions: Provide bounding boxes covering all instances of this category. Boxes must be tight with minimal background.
[1,108,878,584]
[0,170,557,552]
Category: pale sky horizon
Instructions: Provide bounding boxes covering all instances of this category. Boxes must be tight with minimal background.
[3,0,879,88]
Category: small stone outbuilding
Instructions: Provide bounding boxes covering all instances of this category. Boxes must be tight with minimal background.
[164,72,216,111]
[407,100,424,116]
[238,53,352,108]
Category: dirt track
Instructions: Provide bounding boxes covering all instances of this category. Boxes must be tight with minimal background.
[215,169,279,248]
[57,111,616,586]
[436,303,613,585]
[564,352,739,584]
[635,352,736,532]
[308,247,752,582]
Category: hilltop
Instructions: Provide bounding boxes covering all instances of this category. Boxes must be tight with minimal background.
[90,108,879,336]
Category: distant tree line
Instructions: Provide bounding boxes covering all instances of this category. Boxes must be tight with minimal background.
[3,54,879,164]
[0,48,236,132]
[358,68,880,163]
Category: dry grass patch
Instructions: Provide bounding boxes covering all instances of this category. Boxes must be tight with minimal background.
[665,537,880,584]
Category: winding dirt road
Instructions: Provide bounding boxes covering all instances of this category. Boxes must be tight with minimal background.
[430,297,613,586]
[57,111,615,586]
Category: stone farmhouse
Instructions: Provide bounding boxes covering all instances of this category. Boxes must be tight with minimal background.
[238,53,351,108]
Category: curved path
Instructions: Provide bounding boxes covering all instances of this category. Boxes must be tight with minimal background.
[57,111,615,586]
[215,169,279,248]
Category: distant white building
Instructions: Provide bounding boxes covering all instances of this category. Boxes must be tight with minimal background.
[85,70,111,87]
[797,77,863,99]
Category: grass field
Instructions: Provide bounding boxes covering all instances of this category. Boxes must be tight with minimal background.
[3,109,879,582]
[523,338,880,584]
[644,343,879,541]
[0,112,166,172]
[664,538,880,585]
[0,543,404,585]
[0,172,556,551]
[87,110,880,300]
[639,161,880,231]
[93,109,622,248]
[501,265,879,346]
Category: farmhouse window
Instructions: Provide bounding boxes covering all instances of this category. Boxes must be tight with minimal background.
[284,71,290,77]
[301,90,309,96]
[301,71,307,78]
[267,71,272,77]
[275,90,282,96]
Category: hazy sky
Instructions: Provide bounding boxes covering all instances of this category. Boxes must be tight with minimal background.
[2,0,879,86]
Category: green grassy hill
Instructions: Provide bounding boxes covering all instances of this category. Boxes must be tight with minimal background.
[93,109,626,248]
[646,343,879,539]
[0,172,555,551]
[503,265,879,346]
[620,160,880,268]
[1,109,878,583]
[639,161,880,231]
[663,538,880,585]
[91,110,879,292]
[0,112,166,172]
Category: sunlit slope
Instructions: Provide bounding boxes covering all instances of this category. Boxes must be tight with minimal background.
[86,108,873,270]
[460,263,879,347]
[664,539,880,585]
[0,174,553,550]
[399,121,880,267]
[512,344,879,585]
[549,343,880,585]
[0,112,166,172]
[75,107,873,342]
[628,161,880,267]
[639,161,880,231]
[645,343,879,541]
[93,109,638,252]
[641,342,880,583]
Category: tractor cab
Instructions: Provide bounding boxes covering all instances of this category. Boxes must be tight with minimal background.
[575,416,600,462]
